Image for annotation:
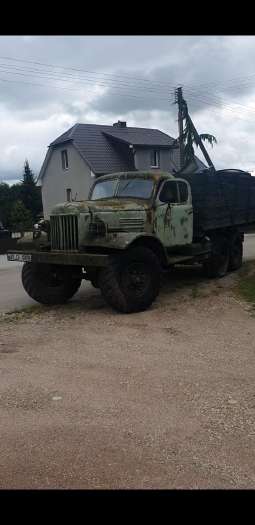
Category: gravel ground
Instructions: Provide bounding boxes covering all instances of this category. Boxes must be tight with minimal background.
[1,265,255,489]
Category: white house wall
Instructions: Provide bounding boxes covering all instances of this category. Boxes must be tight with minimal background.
[40,144,95,218]
[134,148,172,172]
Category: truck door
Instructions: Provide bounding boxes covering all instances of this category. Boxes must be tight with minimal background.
[155,179,193,247]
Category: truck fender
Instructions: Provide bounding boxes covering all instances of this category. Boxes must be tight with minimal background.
[126,235,168,267]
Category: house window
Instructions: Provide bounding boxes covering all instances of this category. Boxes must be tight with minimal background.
[150,149,160,168]
[66,188,72,202]
[61,150,69,170]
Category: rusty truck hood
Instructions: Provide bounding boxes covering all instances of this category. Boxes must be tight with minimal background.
[51,199,151,215]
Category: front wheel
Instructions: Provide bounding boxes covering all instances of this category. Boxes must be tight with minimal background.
[22,263,82,305]
[99,247,161,313]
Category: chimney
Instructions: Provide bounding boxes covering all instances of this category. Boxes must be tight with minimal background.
[113,120,127,128]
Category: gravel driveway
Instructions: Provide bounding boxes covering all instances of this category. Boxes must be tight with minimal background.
[0,265,255,489]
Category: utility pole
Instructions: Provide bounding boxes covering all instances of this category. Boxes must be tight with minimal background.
[175,86,185,170]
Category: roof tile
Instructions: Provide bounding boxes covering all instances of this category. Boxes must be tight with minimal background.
[50,123,175,174]
[49,123,205,175]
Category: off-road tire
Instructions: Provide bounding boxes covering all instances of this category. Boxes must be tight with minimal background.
[203,234,230,278]
[22,262,82,305]
[228,233,243,271]
[90,278,99,288]
[99,247,161,313]
[85,270,100,288]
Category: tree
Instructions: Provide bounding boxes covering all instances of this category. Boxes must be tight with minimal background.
[21,159,37,185]
[182,101,217,167]
[0,182,12,227]
[176,92,217,171]
[20,159,42,221]
[9,182,22,203]
[0,161,43,232]
[9,200,33,232]
[198,134,217,147]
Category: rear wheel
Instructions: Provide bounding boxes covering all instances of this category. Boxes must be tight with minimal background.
[99,247,161,313]
[228,233,243,271]
[22,263,82,305]
[203,234,230,278]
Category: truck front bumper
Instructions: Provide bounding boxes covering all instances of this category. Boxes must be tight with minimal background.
[7,250,110,267]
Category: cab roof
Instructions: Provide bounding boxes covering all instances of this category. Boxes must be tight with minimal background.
[95,170,175,183]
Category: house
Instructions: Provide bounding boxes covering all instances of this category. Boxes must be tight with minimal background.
[38,121,206,217]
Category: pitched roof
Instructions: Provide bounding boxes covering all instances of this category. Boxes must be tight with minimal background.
[38,123,206,181]
[50,123,174,147]
[102,128,174,147]
[48,123,175,175]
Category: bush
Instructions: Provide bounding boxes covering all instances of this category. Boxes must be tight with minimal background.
[9,200,33,232]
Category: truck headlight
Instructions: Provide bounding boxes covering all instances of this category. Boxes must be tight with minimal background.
[33,219,50,240]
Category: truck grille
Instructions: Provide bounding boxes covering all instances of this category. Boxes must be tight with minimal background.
[50,215,79,251]
[108,218,145,232]
[119,218,144,231]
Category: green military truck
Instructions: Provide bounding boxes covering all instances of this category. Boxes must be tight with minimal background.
[7,169,255,313]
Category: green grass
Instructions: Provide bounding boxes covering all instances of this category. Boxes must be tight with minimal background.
[234,261,255,307]
[237,275,255,306]
[191,286,200,298]
[0,300,87,324]
[0,304,46,323]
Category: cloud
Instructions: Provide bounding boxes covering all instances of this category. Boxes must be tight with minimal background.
[0,105,77,181]
[1,35,255,181]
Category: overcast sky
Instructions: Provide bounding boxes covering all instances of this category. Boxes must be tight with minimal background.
[1,35,255,184]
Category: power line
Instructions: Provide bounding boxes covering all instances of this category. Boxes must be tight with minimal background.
[0,76,172,104]
[0,69,253,122]
[3,54,255,99]
[0,55,179,89]
[0,64,177,102]
[6,54,255,94]
[2,55,255,122]
[2,55,255,103]
[186,97,237,121]
[185,90,255,117]
[171,72,255,92]
[0,62,175,95]
[3,55,255,117]
[187,93,255,122]
[2,60,255,117]
[183,85,255,115]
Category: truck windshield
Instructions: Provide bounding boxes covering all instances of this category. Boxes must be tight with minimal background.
[91,178,154,200]
[90,179,117,200]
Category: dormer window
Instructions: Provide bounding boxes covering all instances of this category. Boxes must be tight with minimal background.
[61,149,69,170]
[150,149,160,168]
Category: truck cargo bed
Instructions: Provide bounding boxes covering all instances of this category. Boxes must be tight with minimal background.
[181,169,255,236]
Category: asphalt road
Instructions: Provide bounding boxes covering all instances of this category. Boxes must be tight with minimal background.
[0,256,93,313]
[1,234,255,314]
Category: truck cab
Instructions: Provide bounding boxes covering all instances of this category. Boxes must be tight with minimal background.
[49,171,193,255]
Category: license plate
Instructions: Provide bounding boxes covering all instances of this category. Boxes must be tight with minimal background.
[7,253,32,262]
